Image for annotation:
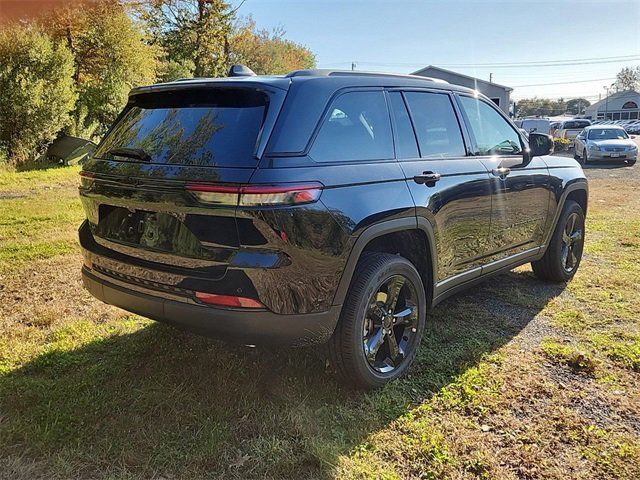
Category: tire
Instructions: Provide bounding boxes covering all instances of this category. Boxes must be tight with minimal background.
[328,252,427,390]
[531,200,585,282]
[628,159,636,166]
[582,148,589,164]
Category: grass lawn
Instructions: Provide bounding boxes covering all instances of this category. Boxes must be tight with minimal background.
[0,166,638,479]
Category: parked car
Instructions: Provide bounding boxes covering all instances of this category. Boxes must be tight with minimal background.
[626,121,640,134]
[44,135,96,166]
[79,66,589,389]
[574,125,637,165]
[554,119,592,144]
[515,117,551,135]
[549,121,562,136]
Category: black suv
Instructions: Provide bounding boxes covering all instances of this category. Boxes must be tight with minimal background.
[79,67,588,389]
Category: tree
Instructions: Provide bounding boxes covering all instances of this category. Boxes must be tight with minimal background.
[0,24,76,165]
[566,98,591,115]
[614,66,640,92]
[134,0,233,79]
[46,1,159,135]
[515,97,574,117]
[230,18,315,75]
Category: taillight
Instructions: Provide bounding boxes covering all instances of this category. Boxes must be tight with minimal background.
[185,182,323,206]
[195,292,265,309]
[79,170,94,188]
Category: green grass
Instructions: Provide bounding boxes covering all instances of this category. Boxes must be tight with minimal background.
[0,168,639,479]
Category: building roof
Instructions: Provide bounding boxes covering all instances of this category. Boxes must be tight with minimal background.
[411,65,513,92]
[585,90,640,111]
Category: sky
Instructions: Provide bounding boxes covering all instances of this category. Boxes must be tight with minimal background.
[230,0,640,101]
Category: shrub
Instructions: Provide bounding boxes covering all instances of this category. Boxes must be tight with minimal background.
[553,137,572,152]
[0,25,76,167]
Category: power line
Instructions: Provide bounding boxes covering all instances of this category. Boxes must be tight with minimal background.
[513,77,616,88]
[319,54,640,70]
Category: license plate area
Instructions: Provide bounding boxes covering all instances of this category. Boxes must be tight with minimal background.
[610,153,620,158]
[97,206,201,257]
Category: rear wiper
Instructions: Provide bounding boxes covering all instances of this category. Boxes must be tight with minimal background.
[105,147,151,162]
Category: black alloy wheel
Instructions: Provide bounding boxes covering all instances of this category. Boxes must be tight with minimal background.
[362,274,420,373]
[560,211,584,274]
[328,252,427,389]
[531,200,585,282]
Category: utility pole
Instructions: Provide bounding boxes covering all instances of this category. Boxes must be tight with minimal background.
[489,73,493,83]
[351,62,356,71]
[604,86,610,119]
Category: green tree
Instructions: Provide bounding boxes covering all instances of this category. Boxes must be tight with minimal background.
[614,66,640,92]
[230,18,316,74]
[566,98,591,115]
[0,24,76,165]
[135,0,233,79]
[515,97,573,117]
[46,1,159,135]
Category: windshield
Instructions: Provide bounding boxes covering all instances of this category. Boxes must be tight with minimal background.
[588,128,629,140]
[94,88,269,167]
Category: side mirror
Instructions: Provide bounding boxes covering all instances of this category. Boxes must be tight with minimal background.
[529,132,554,156]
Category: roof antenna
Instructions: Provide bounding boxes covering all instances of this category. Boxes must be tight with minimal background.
[228,65,256,77]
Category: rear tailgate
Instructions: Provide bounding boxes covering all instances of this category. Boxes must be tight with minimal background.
[79,83,287,295]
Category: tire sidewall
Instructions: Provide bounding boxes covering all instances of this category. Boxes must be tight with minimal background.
[344,256,427,387]
[550,201,585,282]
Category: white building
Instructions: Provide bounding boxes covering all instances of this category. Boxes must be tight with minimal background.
[584,90,640,121]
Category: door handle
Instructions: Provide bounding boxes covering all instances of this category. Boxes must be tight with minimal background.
[491,167,511,178]
[413,171,441,186]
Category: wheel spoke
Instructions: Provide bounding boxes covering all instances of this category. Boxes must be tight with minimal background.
[566,214,577,237]
[385,276,405,313]
[386,331,402,365]
[393,306,414,324]
[570,229,583,243]
[364,328,385,363]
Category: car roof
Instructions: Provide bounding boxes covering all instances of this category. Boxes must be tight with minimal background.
[584,124,625,130]
[129,69,478,97]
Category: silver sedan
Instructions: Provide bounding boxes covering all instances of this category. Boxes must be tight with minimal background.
[574,126,637,165]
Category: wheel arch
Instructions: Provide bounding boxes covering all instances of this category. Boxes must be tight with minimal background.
[332,217,437,308]
[541,179,588,253]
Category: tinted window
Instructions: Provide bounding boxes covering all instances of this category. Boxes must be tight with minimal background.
[95,88,268,167]
[388,92,419,159]
[404,92,465,158]
[563,120,591,129]
[310,91,393,162]
[459,96,522,156]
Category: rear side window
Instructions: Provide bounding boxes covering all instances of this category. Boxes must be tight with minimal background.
[459,96,522,156]
[388,92,419,159]
[310,91,393,162]
[94,88,269,167]
[404,92,466,158]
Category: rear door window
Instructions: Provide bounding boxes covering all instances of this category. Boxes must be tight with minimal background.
[310,91,393,162]
[94,88,269,167]
[403,92,466,158]
[388,92,419,159]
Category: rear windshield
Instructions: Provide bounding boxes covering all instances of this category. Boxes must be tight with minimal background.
[94,88,269,167]
[563,120,590,129]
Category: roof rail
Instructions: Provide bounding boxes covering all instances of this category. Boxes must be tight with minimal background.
[285,69,449,83]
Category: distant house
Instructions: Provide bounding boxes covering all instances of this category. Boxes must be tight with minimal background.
[411,65,512,113]
[584,90,640,121]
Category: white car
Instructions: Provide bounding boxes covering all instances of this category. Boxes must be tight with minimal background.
[574,125,637,165]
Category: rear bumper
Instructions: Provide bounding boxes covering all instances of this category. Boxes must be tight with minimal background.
[82,267,340,346]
